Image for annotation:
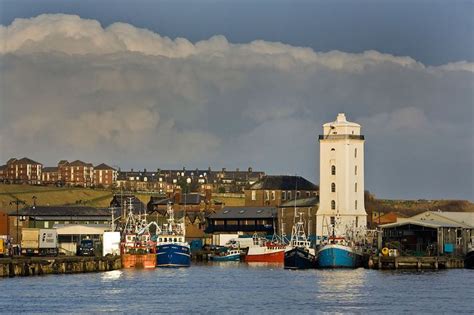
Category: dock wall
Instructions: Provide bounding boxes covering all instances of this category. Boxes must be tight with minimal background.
[367,256,465,270]
[0,256,122,277]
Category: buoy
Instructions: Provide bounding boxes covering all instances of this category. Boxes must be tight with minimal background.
[382,247,389,256]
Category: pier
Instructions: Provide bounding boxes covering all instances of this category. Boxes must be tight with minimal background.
[0,256,121,277]
[367,256,465,270]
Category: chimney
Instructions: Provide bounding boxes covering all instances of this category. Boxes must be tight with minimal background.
[248,167,253,173]
[236,168,240,172]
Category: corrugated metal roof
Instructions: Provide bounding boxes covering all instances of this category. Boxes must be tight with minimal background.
[381,219,471,229]
[14,206,111,217]
[209,207,277,219]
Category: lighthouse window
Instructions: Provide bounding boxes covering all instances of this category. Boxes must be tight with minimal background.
[331,200,336,210]
[356,217,359,227]
[331,165,336,175]
[330,216,335,226]
[355,183,358,192]
[331,183,336,192]
[355,148,357,158]
[355,200,358,210]
[331,148,335,151]
[355,165,357,175]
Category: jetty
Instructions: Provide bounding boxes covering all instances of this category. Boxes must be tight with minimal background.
[0,256,121,277]
[367,255,465,270]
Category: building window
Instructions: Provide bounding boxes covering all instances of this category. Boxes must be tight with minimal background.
[288,191,292,200]
[282,191,286,200]
[271,191,275,200]
[330,216,335,226]
[356,216,359,227]
[296,191,301,198]
[331,183,336,193]
[355,148,357,158]
[355,200,358,210]
[355,182,358,192]
[331,200,336,210]
[355,165,357,175]
[331,165,336,175]
[44,221,49,228]
[306,192,310,197]
[265,190,270,201]
[251,190,256,201]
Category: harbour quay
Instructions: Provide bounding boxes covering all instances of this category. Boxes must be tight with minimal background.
[0,255,121,277]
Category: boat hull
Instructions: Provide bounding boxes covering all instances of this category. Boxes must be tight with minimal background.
[465,250,474,269]
[210,254,241,261]
[317,244,362,268]
[245,250,285,263]
[284,247,317,269]
[156,244,191,267]
[122,253,156,269]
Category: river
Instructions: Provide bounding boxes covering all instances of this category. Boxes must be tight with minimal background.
[1,262,473,314]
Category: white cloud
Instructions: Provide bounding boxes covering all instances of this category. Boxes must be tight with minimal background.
[0,14,472,199]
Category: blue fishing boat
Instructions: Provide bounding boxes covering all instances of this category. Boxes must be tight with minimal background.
[210,249,242,262]
[316,237,363,268]
[156,203,190,267]
[284,213,317,269]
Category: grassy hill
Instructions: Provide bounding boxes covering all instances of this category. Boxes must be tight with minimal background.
[0,184,113,213]
[0,184,245,213]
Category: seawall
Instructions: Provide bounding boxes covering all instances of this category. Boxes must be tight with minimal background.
[0,256,122,277]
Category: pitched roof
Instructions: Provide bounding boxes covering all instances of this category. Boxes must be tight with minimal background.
[148,194,204,206]
[13,206,111,217]
[42,167,58,172]
[249,175,318,191]
[95,163,116,170]
[279,196,319,208]
[7,157,41,165]
[68,160,93,167]
[110,195,146,213]
[209,206,277,219]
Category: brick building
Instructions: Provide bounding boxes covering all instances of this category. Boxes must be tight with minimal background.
[1,157,42,184]
[41,167,60,185]
[93,163,117,188]
[58,160,94,187]
[244,175,318,207]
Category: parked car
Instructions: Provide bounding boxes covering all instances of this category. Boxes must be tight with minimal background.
[77,239,95,256]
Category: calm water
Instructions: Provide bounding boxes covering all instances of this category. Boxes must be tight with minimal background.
[1,262,473,314]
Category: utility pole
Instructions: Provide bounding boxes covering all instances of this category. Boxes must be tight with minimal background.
[10,198,26,252]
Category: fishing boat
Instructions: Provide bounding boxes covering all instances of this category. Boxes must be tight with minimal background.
[245,234,286,263]
[316,238,363,268]
[156,203,191,267]
[121,233,156,269]
[210,249,242,261]
[284,213,317,269]
[120,198,157,269]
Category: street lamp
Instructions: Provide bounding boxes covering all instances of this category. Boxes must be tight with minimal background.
[10,198,26,251]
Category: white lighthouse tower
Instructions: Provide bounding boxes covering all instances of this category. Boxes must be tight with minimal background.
[317,113,367,240]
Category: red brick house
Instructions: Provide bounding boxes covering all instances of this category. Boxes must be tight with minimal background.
[58,160,94,187]
[4,157,42,184]
[93,163,117,188]
[41,167,60,185]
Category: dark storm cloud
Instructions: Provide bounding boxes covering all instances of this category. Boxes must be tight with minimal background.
[0,15,472,199]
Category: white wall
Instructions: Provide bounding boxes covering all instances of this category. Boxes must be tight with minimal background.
[317,113,367,239]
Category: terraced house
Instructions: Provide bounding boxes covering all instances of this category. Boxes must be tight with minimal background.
[0,157,42,184]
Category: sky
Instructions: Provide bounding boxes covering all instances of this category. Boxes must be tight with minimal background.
[0,0,473,200]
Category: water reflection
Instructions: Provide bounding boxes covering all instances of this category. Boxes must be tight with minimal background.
[101,269,122,282]
[316,269,367,303]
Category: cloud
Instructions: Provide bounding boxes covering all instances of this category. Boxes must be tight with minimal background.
[0,14,472,199]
